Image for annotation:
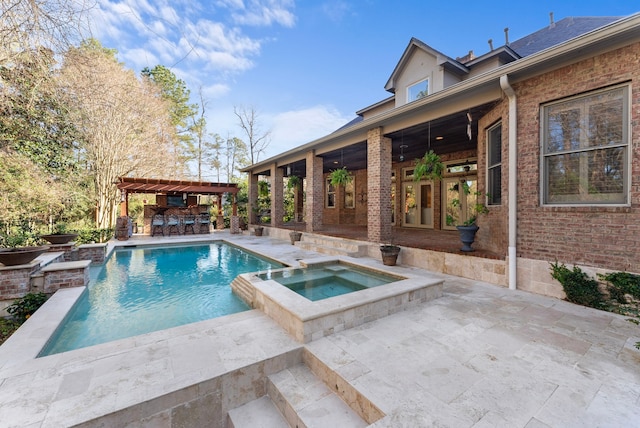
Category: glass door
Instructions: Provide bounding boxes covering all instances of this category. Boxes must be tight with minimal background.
[443,177,477,230]
[402,181,433,228]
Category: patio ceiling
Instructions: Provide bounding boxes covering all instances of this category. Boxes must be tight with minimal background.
[281,102,497,176]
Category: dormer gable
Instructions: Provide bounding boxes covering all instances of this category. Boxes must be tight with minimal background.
[384,38,468,107]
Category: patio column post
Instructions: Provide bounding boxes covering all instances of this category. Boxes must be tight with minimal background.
[216,194,224,230]
[305,150,323,232]
[271,164,284,227]
[248,172,259,224]
[230,192,240,234]
[367,127,392,243]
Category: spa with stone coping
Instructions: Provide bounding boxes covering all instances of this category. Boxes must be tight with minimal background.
[232,257,444,343]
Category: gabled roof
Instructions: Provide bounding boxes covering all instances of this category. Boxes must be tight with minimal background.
[384,38,468,93]
[510,16,622,57]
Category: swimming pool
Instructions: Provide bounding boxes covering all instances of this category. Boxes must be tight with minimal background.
[39,243,283,356]
[258,263,398,301]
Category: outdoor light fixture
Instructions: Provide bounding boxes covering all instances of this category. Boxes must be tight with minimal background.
[399,144,408,162]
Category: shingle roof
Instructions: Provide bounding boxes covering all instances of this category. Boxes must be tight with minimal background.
[509,16,622,57]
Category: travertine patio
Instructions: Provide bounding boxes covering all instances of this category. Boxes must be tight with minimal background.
[0,231,638,427]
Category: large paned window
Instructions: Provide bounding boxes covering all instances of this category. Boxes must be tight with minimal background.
[542,85,629,205]
[487,122,502,205]
[407,78,429,102]
[326,178,335,208]
[344,179,355,209]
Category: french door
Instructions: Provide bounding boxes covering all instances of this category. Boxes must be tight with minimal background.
[443,177,478,230]
[402,181,433,228]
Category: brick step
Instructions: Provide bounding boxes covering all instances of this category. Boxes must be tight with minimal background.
[268,363,368,428]
[227,396,289,428]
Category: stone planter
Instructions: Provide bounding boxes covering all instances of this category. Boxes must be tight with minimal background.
[289,231,302,245]
[40,233,78,245]
[0,246,50,266]
[456,224,479,252]
[380,245,401,266]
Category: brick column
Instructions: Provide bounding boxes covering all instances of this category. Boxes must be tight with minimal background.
[270,164,284,227]
[367,127,392,243]
[248,172,258,224]
[305,150,324,232]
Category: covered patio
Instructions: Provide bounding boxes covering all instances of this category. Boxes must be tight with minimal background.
[115,177,241,236]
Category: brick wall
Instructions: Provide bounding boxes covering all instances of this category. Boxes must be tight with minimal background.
[43,266,89,293]
[509,42,640,272]
[306,151,324,232]
[77,244,107,265]
[477,101,509,255]
[0,265,40,300]
[322,169,368,226]
[367,127,392,243]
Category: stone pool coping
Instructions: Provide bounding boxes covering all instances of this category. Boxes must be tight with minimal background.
[235,256,444,343]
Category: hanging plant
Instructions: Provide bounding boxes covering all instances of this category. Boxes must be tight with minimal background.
[329,167,353,186]
[287,175,301,190]
[413,150,444,181]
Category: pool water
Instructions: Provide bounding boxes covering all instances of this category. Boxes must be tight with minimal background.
[39,243,283,356]
[258,263,398,301]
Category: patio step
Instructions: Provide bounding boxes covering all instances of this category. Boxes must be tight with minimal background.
[227,396,289,428]
[296,234,367,257]
[230,275,255,307]
[267,363,368,428]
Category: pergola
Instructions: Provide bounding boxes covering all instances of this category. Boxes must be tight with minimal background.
[115,177,240,225]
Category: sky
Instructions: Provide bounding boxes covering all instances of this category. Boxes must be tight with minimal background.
[87,0,639,179]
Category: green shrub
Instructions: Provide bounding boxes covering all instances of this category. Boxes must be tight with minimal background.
[550,262,605,309]
[75,227,114,244]
[6,292,48,322]
[598,272,640,304]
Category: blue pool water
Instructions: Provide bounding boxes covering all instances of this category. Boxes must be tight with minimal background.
[258,263,399,301]
[39,243,282,356]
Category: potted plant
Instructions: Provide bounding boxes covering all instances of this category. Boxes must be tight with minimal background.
[0,230,49,267]
[449,184,489,252]
[40,223,79,245]
[329,167,353,186]
[380,242,401,266]
[413,150,444,182]
[287,175,301,191]
[289,227,302,245]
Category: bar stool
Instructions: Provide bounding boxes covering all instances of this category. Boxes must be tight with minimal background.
[166,215,180,235]
[183,215,196,235]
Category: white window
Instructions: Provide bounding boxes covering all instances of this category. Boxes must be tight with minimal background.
[541,85,629,205]
[487,122,502,205]
[407,78,429,102]
[326,178,335,208]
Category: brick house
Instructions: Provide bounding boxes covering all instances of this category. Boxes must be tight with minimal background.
[241,13,640,297]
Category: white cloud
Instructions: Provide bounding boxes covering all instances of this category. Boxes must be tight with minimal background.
[265,105,351,157]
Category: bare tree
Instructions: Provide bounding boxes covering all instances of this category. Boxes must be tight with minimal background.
[0,0,92,64]
[189,87,207,180]
[224,136,248,182]
[60,41,176,228]
[234,105,271,164]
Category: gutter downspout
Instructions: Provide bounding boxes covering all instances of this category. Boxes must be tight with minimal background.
[500,74,517,290]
